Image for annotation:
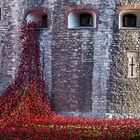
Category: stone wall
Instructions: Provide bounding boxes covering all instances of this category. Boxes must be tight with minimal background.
[50,0,115,117]
[0,0,18,92]
[108,29,140,118]
[0,0,54,93]
[107,1,140,118]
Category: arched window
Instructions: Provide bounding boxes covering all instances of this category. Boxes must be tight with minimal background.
[80,14,93,27]
[123,14,136,27]
[68,11,96,29]
[119,10,140,29]
[26,11,48,28]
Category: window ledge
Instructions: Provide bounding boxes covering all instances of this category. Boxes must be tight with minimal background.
[39,27,48,30]
[127,76,137,78]
[119,27,140,30]
[68,27,95,30]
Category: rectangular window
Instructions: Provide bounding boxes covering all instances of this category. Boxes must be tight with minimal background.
[123,14,136,27]
[0,8,2,20]
[80,14,93,27]
[0,8,1,21]
[127,52,138,78]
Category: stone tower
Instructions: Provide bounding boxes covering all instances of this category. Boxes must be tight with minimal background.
[0,0,140,118]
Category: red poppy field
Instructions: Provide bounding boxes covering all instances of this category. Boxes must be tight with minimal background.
[0,22,140,140]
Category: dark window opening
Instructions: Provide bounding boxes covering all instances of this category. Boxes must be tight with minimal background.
[41,14,47,28]
[26,11,48,28]
[80,14,93,27]
[123,14,136,27]
[0,8,1,20]
[130,57,135,76]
